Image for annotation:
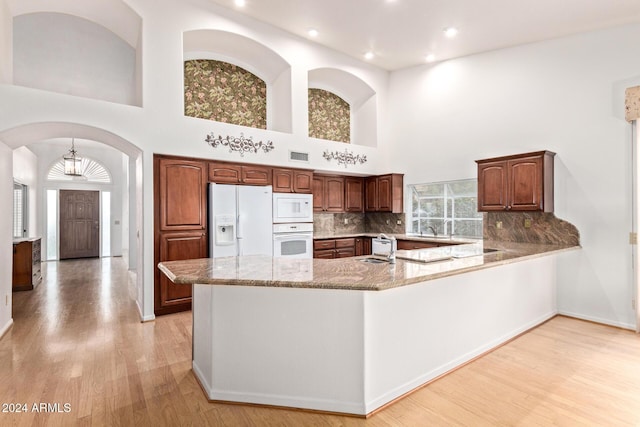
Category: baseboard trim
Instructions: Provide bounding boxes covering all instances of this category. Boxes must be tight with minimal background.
[557,311,635,331]
[0,319,14,340]
[136,300,155,323]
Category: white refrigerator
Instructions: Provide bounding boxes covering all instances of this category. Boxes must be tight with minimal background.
[208,183,273,257]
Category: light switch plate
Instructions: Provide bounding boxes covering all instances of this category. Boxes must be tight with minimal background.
[496,221,503,230]
[630,232,637,245]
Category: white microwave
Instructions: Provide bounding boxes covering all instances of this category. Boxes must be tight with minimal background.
[272,193,313,223]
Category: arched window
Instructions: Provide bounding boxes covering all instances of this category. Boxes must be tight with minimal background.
[308,89,350,143]
[184,60,267,129]
[47,157,111,183]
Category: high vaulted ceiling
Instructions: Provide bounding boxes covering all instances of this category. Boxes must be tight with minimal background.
[207,0,640,70]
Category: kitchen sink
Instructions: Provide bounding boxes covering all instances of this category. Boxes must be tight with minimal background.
[359,257,388,264]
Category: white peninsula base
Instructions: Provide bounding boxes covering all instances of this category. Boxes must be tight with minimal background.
[192,255,560,416]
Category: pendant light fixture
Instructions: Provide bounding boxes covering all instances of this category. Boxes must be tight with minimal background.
[63,138,83,176]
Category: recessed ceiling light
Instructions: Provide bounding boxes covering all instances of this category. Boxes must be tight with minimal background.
[364,51,374,60]
[425,54,435,62]
[308,29,319,37]
[234,0,246,7]
[444,27,458,38]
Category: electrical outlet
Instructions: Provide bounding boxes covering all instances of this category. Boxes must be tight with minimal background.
[396,220,402,225]
[633,299,636,310]
[5,295,8,306]
[630,232,638,245]
[496,221,503,230]
[524,218,532,228]
[386,219,390,225]
[343,218,348,225]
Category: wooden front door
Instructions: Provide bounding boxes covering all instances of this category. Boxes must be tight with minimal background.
[60,190,100,260]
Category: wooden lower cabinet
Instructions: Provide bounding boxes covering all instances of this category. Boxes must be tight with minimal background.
[313,237,371,258]
[155,231,207,315]
[396,240,438,250]
[12,238,42,291]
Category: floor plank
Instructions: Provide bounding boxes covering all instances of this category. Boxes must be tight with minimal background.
[1,257,639,426]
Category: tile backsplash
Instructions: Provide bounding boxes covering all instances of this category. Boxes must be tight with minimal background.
[314,212,405,235]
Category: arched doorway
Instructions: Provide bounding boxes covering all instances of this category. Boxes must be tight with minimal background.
[0,122,147,320]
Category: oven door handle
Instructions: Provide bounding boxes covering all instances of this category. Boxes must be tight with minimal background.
[273,234,313,240]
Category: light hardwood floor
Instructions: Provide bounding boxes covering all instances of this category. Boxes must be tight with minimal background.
[1,257,640,426]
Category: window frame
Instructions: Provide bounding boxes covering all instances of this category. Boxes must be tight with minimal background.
[13,181,28,239]
[407,178,483,239]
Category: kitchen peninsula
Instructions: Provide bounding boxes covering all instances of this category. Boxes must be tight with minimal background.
[158,240,578,416]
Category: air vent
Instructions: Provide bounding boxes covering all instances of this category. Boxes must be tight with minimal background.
[289,150,309,162]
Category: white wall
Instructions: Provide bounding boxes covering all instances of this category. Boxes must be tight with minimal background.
[12,146,38,236]
[0,143,13,337]
[386,24,640,329]
[0,0,11,84]
[13,13,137,106]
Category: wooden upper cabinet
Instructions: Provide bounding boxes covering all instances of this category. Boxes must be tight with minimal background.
[365,174,404,213]
[477,161,508,211]
[365,177,378,211]
[313,175,345,212]
[476,151,555,212]
[241,165,272,185]
[293,170,314,193]
[208,162,241,183]
[157,157,207,231]
[273,168,313,193]
[345,177,364,212]
[209,161,271,185]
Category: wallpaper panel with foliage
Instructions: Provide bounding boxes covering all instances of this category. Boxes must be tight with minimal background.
[308,88,350,143]
[184,60,267,129]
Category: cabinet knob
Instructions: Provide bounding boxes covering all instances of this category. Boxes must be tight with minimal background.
[506,205,512,211]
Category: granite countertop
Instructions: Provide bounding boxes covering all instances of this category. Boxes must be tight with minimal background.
[312,232,479,245]
[13,237,41,243]
[158,240,579,292]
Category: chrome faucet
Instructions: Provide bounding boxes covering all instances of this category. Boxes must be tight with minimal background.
[443,219,453,239]
[388,237,397,264]
[426,225,438,237]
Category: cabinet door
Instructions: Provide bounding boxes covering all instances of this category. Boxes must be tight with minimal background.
[508,156,543,211]
[12,242,32,289]
[208,162,242,183]
[345,177,364,212]
[377,175,393,212]
[363,237,372,255]
[312,176,325,211]
[324,176,345,212]
[157,231,206,309]
[273,168,294,192]
[365,177,378,211]
[354,238,364,256]
[158,158,207,231]
[241,165,272,185]
[477,161,508,211]
[293,170,314,193]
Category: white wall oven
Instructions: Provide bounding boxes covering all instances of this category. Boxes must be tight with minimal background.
[273,193,313,223]
[273,223,313,258]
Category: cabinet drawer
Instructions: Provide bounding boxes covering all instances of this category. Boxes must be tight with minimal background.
[314,239,336,250]
[335,238,355,248]
[314,249,335,259]
[335,248,355,258]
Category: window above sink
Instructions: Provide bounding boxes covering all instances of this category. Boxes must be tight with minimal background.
[408,178,483,239]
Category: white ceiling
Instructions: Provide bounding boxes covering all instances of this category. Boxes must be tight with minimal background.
[208,0,640,70]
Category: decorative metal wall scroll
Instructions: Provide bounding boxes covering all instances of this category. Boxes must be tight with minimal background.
[205,133,274,156]
[322,149,367,168]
